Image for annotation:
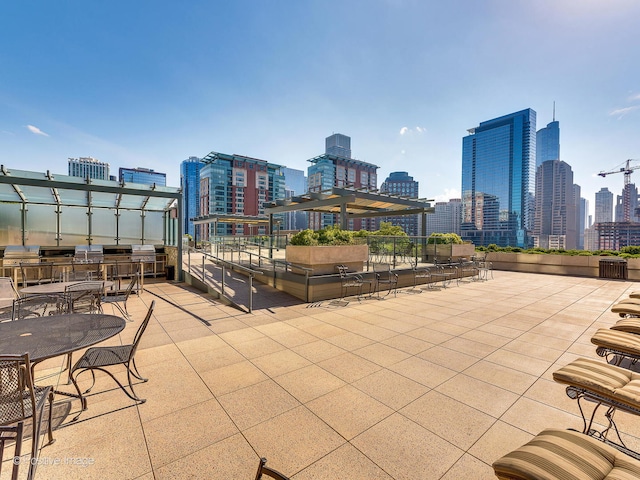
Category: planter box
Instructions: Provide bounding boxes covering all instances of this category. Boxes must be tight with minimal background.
[285,244,369,275]
[426,243,475,261]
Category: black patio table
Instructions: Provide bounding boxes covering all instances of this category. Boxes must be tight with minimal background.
[0,313,126,402]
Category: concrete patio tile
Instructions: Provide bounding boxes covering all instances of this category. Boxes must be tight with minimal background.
[468,420,534,466]
[352,368,429,410]
[500,396,581,435]
[153,432,257,480]
[324,331,376,350]
[501,339,564,363]
[251,349,312,377]
[217,326,265,345]
[207,318,254,335]
[459,329,513,348]
[274,364,346,403]
[440,453,495,480]
[231,335,287,359]
[174,334,228,355]
[388,356,457,388]
[351,413,463,480]
[200,360,268,396]
[182,344,246,373]
[217,379,300,430]
[270,329,319,348]
[381,333,433,355]
[135,358,213,423]
[440,336,499,359]
[463,360,538,395]
[418,345,480,372]
[144,398,238,468]
[406,326,454,345]
[291,339,346,363]
[294,443,393,480]
[484,349,552,377]
[435,373,519,418]
[306,385,394,439]
[166,324,216,343]
[38,424,150,480]
[243,406,345,476]
[134,343,184,368]
[297,322,347,339]
[317,352,382,383]
[352,342,412,367]
[401,390,495,450]
[523,377,582,413]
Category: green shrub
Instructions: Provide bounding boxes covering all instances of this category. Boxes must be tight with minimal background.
[427,233,463,244]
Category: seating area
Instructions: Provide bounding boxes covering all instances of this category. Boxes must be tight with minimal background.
[4,270,640,479]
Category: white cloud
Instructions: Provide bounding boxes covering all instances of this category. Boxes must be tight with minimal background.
[399,126,426,136]
[433,188,461,203]
[628,93,640,102]
[26,125,49,136]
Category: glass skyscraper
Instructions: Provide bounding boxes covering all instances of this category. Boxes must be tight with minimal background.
[380,171,419,236]
[180,157,203,239]
[536,120,560,167]
[461,108,536,248]
[119,167,166,186]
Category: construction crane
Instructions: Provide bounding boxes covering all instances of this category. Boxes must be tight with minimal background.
[598,159,640,222]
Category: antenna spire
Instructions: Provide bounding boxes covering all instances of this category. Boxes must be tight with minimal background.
[553,101,556,122]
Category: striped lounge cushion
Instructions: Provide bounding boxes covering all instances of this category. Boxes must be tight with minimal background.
[612,318,640,336]
[492,428,640,480]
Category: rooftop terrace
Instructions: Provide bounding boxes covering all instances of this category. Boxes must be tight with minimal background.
[9,271,640,479]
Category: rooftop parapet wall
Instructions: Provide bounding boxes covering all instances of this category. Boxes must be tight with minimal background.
[486,252,640,281]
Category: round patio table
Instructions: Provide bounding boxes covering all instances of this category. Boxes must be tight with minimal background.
[20,280,114,295]
[0,313,125,364]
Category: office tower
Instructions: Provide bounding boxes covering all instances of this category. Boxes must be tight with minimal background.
[461,108,536,248]
[119,167,167,186]
[325,133,351,158]
[68,157,110,180]
[199,152,285,238]
[425,199,462,237]
[307,152,378,230]
[595,188,614,223]
[533,160,576,249]
[380,171,420,236]
[536,120,560,167]
[180,157,203,240]
[578,197,591,250]
[282,167,308,231]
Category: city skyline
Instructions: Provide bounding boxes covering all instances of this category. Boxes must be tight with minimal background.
[2,1,639,219]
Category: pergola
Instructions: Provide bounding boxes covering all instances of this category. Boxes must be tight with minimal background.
[0,166,182,278]
[265,187,434,232]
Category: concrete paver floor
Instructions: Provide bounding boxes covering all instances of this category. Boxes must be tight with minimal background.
[4,271,640,479]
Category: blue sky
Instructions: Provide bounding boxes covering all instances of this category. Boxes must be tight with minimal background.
[2,0,639,218]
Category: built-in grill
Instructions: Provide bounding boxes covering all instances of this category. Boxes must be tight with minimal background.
[131,245,156,263]
[74,245,104,263]
[2,245,40,267]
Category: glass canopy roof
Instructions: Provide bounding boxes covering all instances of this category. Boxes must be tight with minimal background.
[0,166,180,210]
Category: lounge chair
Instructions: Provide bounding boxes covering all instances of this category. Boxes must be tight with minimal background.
[493,428,640,480]
[591,327,640,365]
[611,301,640,317]
[553,357,640,457]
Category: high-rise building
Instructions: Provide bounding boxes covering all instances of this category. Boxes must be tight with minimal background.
[615,183,640,222]
[282,167,308,231]
[532,160,576,249]
[307,152,377,231]
[325,133,351,158]
[68,157,110,180]
[199,152,285,238]
[425,199,462,237]
[180,157,203,240]
[461,108,536,248]
[536,120,560,167]
[595,187,614,224]
[578,196,588,250]
[119,167,166,186]
[380,171,420,236]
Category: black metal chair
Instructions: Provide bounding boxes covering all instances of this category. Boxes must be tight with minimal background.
[0,277,20,321]
[0,353,54,480]
[101,274,138,319]
[12,294,71,320]
[335,264,369,304]
[65,281,105,313]
[409,260,432,292]
[373,263,398,298]
[255,457,290,480]
[70,301,155,412]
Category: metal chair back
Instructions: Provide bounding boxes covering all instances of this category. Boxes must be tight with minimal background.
[12,293,71,320]
[65,281,105,313]
[255,457,290,480]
